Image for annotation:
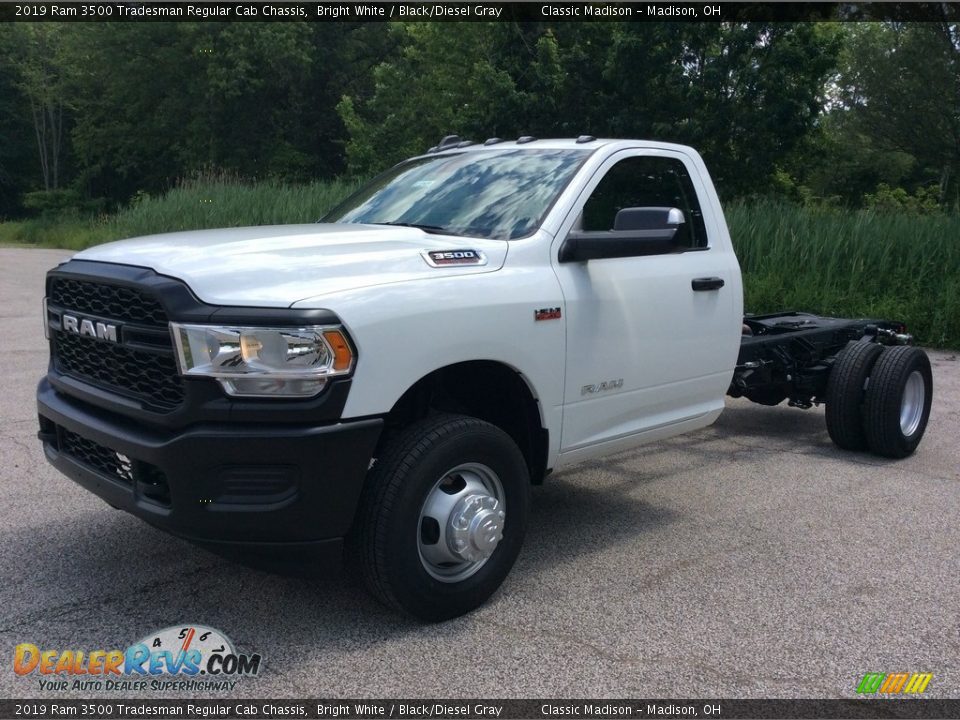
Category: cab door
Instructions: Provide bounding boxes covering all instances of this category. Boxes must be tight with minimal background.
[553,149,741,457]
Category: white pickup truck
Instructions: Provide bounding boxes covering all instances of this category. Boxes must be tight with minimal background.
[37,137,933,620]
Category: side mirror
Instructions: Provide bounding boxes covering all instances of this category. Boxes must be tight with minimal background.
[613,206,685,231]
[559,207,686,263]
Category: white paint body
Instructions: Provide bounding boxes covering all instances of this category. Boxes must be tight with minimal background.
[75,139,743,472]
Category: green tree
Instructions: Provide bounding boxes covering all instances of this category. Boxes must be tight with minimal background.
[3,25,70,192]
[600,23,842,198]
[338,22,842,199]
[338,23,533,175]
[66,22,393,202]
[793,108,917,206]
[0,27,37,215]
[839,21,960,208]
[65,23,200,200]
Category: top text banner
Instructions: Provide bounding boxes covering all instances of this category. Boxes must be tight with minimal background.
[2,2,958,23]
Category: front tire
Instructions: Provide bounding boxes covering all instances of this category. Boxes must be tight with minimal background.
[357,414,530,621]
[863,346,933,459]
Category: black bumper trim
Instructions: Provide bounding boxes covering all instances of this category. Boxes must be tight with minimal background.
[38,378,383,556]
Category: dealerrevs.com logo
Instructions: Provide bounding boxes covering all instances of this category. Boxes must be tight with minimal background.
[13,625,262,692]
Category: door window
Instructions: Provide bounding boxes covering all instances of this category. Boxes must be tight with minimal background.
[581,156,709,249]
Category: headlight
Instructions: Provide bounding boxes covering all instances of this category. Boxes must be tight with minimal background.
[170,323,354,398]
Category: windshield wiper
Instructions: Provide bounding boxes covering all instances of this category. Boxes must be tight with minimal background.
[375,221,450,235]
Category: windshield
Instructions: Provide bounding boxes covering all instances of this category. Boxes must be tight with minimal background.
[324,148,592,240]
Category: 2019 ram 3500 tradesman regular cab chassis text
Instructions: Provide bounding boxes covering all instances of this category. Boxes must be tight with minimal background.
[37,137,933,620]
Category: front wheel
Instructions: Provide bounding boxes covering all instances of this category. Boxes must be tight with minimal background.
[357,414,530,621]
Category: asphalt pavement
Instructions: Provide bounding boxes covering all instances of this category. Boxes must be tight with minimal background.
[1,247,957,699]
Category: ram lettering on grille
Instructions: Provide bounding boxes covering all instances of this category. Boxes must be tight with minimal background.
[62,314,118,342]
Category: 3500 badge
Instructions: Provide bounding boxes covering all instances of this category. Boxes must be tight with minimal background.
[422,249,487,267]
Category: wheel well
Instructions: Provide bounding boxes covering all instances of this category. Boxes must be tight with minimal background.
[382,361,549,484]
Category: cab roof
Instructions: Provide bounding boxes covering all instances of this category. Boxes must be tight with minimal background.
[418,135,695,157]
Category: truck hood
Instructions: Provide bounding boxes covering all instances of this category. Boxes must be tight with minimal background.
[73,223,508,307]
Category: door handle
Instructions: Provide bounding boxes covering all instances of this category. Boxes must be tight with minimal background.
[692,277,725,291]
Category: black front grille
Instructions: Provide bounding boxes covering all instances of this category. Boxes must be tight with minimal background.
[49,277,185,411]
[60,428,134,484]
[54,331,185,409]
[50,277,168,327]
[58,427,171,507]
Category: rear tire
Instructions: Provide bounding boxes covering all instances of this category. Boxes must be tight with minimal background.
[357,413,530,621]
[863,346,933,459]
[825,341,884,451]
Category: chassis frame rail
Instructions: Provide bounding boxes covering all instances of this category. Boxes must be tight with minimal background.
[729,311,912,409]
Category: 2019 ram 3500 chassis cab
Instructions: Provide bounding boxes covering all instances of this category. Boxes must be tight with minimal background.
[36,137,933,621]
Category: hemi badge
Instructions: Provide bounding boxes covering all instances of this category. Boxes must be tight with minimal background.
[535,307,561,321]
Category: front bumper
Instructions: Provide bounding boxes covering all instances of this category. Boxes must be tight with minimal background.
[37,378,382,569]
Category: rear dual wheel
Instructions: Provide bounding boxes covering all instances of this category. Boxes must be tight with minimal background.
[826,343,932,458]
[825,341,884,451]
[862,346,933,458]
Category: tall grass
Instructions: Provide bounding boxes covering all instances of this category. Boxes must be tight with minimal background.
[2,185,958,348]
[111,176,360,238]
[0,176,359,250]
[726,201,960,348]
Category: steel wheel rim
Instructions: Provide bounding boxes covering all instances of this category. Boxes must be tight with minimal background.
[417,462,506,583]
[900,370,925,437]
